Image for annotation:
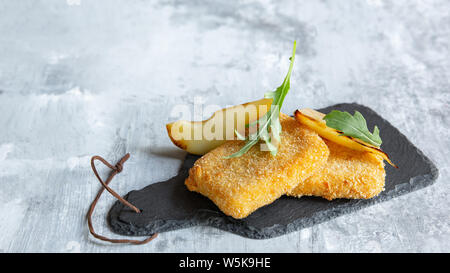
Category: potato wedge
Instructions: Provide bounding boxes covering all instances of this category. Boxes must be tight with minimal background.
[167,98,272,155]
[294,108,397,167]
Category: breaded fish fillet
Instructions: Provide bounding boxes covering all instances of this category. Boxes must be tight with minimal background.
[288,140,385,200]
[185,114,329,219]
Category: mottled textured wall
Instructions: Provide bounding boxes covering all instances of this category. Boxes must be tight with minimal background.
[0,0,448,252]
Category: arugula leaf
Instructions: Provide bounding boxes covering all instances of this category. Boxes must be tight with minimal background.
[323,110,382,147]
[225,41,297,158]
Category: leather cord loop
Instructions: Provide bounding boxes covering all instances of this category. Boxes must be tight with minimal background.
[87,153,158,245]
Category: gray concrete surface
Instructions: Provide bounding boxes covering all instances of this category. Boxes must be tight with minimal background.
[0,0,449,252]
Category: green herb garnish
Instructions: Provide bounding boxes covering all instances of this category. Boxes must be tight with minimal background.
[225,41,297,158]
[323,110,382,147]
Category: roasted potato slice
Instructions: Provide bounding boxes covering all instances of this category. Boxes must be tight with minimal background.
[167,98,272,155]
[294,108,397,167]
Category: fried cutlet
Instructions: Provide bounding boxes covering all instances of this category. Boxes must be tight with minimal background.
[185,114,329,219]
[288,139,385,200]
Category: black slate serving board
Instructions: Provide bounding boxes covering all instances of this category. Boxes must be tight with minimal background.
[108,103,438,239]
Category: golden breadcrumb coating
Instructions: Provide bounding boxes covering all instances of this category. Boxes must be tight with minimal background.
[288,139,385,200]
[185,114,329,219]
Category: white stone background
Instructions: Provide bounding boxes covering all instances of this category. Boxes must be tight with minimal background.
[0,0,449,253]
